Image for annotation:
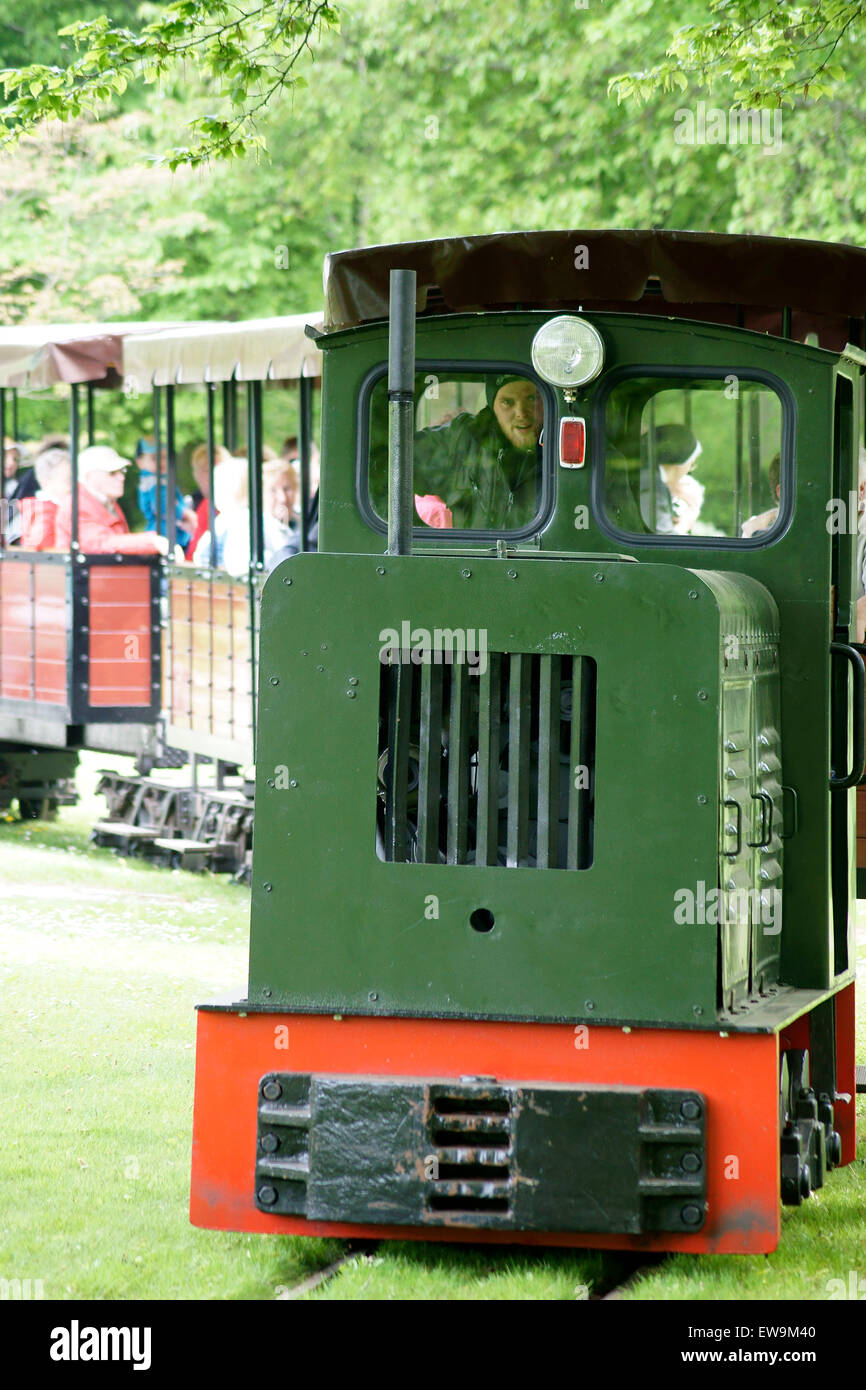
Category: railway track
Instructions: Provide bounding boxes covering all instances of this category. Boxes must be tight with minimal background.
[274,1243,662,1301]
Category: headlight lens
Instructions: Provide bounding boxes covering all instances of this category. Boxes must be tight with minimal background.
[531,315,604,389]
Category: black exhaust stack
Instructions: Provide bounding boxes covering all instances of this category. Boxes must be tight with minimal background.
[387,268,417,555]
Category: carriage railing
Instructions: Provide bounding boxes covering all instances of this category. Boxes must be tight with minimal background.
[162,562,261,768]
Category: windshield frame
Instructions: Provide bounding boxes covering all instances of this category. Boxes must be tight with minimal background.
[356,357,556,542]
[591,363,796,550]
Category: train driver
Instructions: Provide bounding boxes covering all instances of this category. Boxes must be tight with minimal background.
[412,374,543,530]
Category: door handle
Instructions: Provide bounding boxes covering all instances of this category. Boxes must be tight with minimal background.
[829,642,866,789]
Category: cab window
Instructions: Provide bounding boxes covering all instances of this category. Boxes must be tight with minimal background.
[367,368,547,534]
[601,375,785,541]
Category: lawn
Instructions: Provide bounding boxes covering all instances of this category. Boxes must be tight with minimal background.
[1,752,863,1301]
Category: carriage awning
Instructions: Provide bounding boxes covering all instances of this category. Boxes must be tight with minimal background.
[323,228,866,330]
[0,322,175,390]
[122,314,324,387]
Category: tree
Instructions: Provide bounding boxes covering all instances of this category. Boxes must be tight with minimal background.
[1,0,339,167]
[611,0,864,108]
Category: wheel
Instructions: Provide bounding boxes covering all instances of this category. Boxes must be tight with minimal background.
[17,797,58,821]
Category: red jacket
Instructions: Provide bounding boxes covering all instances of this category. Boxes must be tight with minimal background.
[55,486,160,555]
[18,497,58,550]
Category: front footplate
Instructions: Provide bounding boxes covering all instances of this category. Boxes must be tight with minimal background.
[254,1074,707,1235]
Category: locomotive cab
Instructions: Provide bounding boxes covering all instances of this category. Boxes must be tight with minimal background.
[191,230,861,1253]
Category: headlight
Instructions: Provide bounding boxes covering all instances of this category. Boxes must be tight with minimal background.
[531,315,604,390]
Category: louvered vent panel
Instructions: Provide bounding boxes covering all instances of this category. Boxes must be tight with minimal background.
[377,652,596,868]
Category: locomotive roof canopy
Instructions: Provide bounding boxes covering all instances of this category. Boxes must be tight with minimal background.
[323,229,866,345]
[123,313,324,386]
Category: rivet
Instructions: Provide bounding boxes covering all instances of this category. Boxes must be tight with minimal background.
[369,991,378,1001]
[348,676,359,686]
[316,664,324,672]
[681,1098,702,1120]
[376,566,385,575]
[321,644,327,651]
[289,779,298,788]
[263,882,273,892]
[461,568,471,578]
[622,1026,632,1034]
[258,1186,278,1206]
[688,589,698,599]
[697,794,707,805]
[697,689,708,701]
[507,569,518,579]
[282,577,292,586]
[266,778,275,788]
[346,690,356,698]
[692,1005,703,1018]
[260,1134,279,1153]
[584,999,595,1011]
[269,676,279,686]
[594,573,604,583]
[681,1152,701,1173]
[262,1080,282,1101]
[680,1203,703,1226]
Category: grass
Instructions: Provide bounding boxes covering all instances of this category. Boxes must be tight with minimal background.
[1,751,863,1301]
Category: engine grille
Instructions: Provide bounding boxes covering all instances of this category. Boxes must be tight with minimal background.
[377,651,596,868]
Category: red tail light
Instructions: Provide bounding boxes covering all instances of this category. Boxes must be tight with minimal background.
[559,417,586,468]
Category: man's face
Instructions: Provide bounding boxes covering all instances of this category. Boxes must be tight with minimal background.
[492,380,543,450]
[88,467,127,499]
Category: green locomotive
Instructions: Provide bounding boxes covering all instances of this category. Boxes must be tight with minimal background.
[191,229,862,1253]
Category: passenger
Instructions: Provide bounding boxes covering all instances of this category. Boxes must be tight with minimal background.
[135,438,197,549]
[17,448,71,550]
[192,456,249,575]
[263,459,300,569]
[186,442,232,559]
[55,445,169,555]
[411,375,543,530]
[284,440,321,550]
[855,447,866,641]
[644,423,704,535]
[741,454,781,538]
[3,437,21,497]
[11,434,71,510]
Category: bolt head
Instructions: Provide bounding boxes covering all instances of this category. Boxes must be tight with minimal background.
[681,1098,702,1120]
[262,1080,281,1101]
[681,1152,701,1173]
[260,1133,279,1153]
[680,1203,703,1227]
[258,1185,278,1206]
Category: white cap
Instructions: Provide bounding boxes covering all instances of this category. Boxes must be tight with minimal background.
[77,444,131,476]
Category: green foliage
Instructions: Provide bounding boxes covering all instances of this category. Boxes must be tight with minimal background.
[0,1,339,166]
[611,0,864,108]
[3,0,866,336]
